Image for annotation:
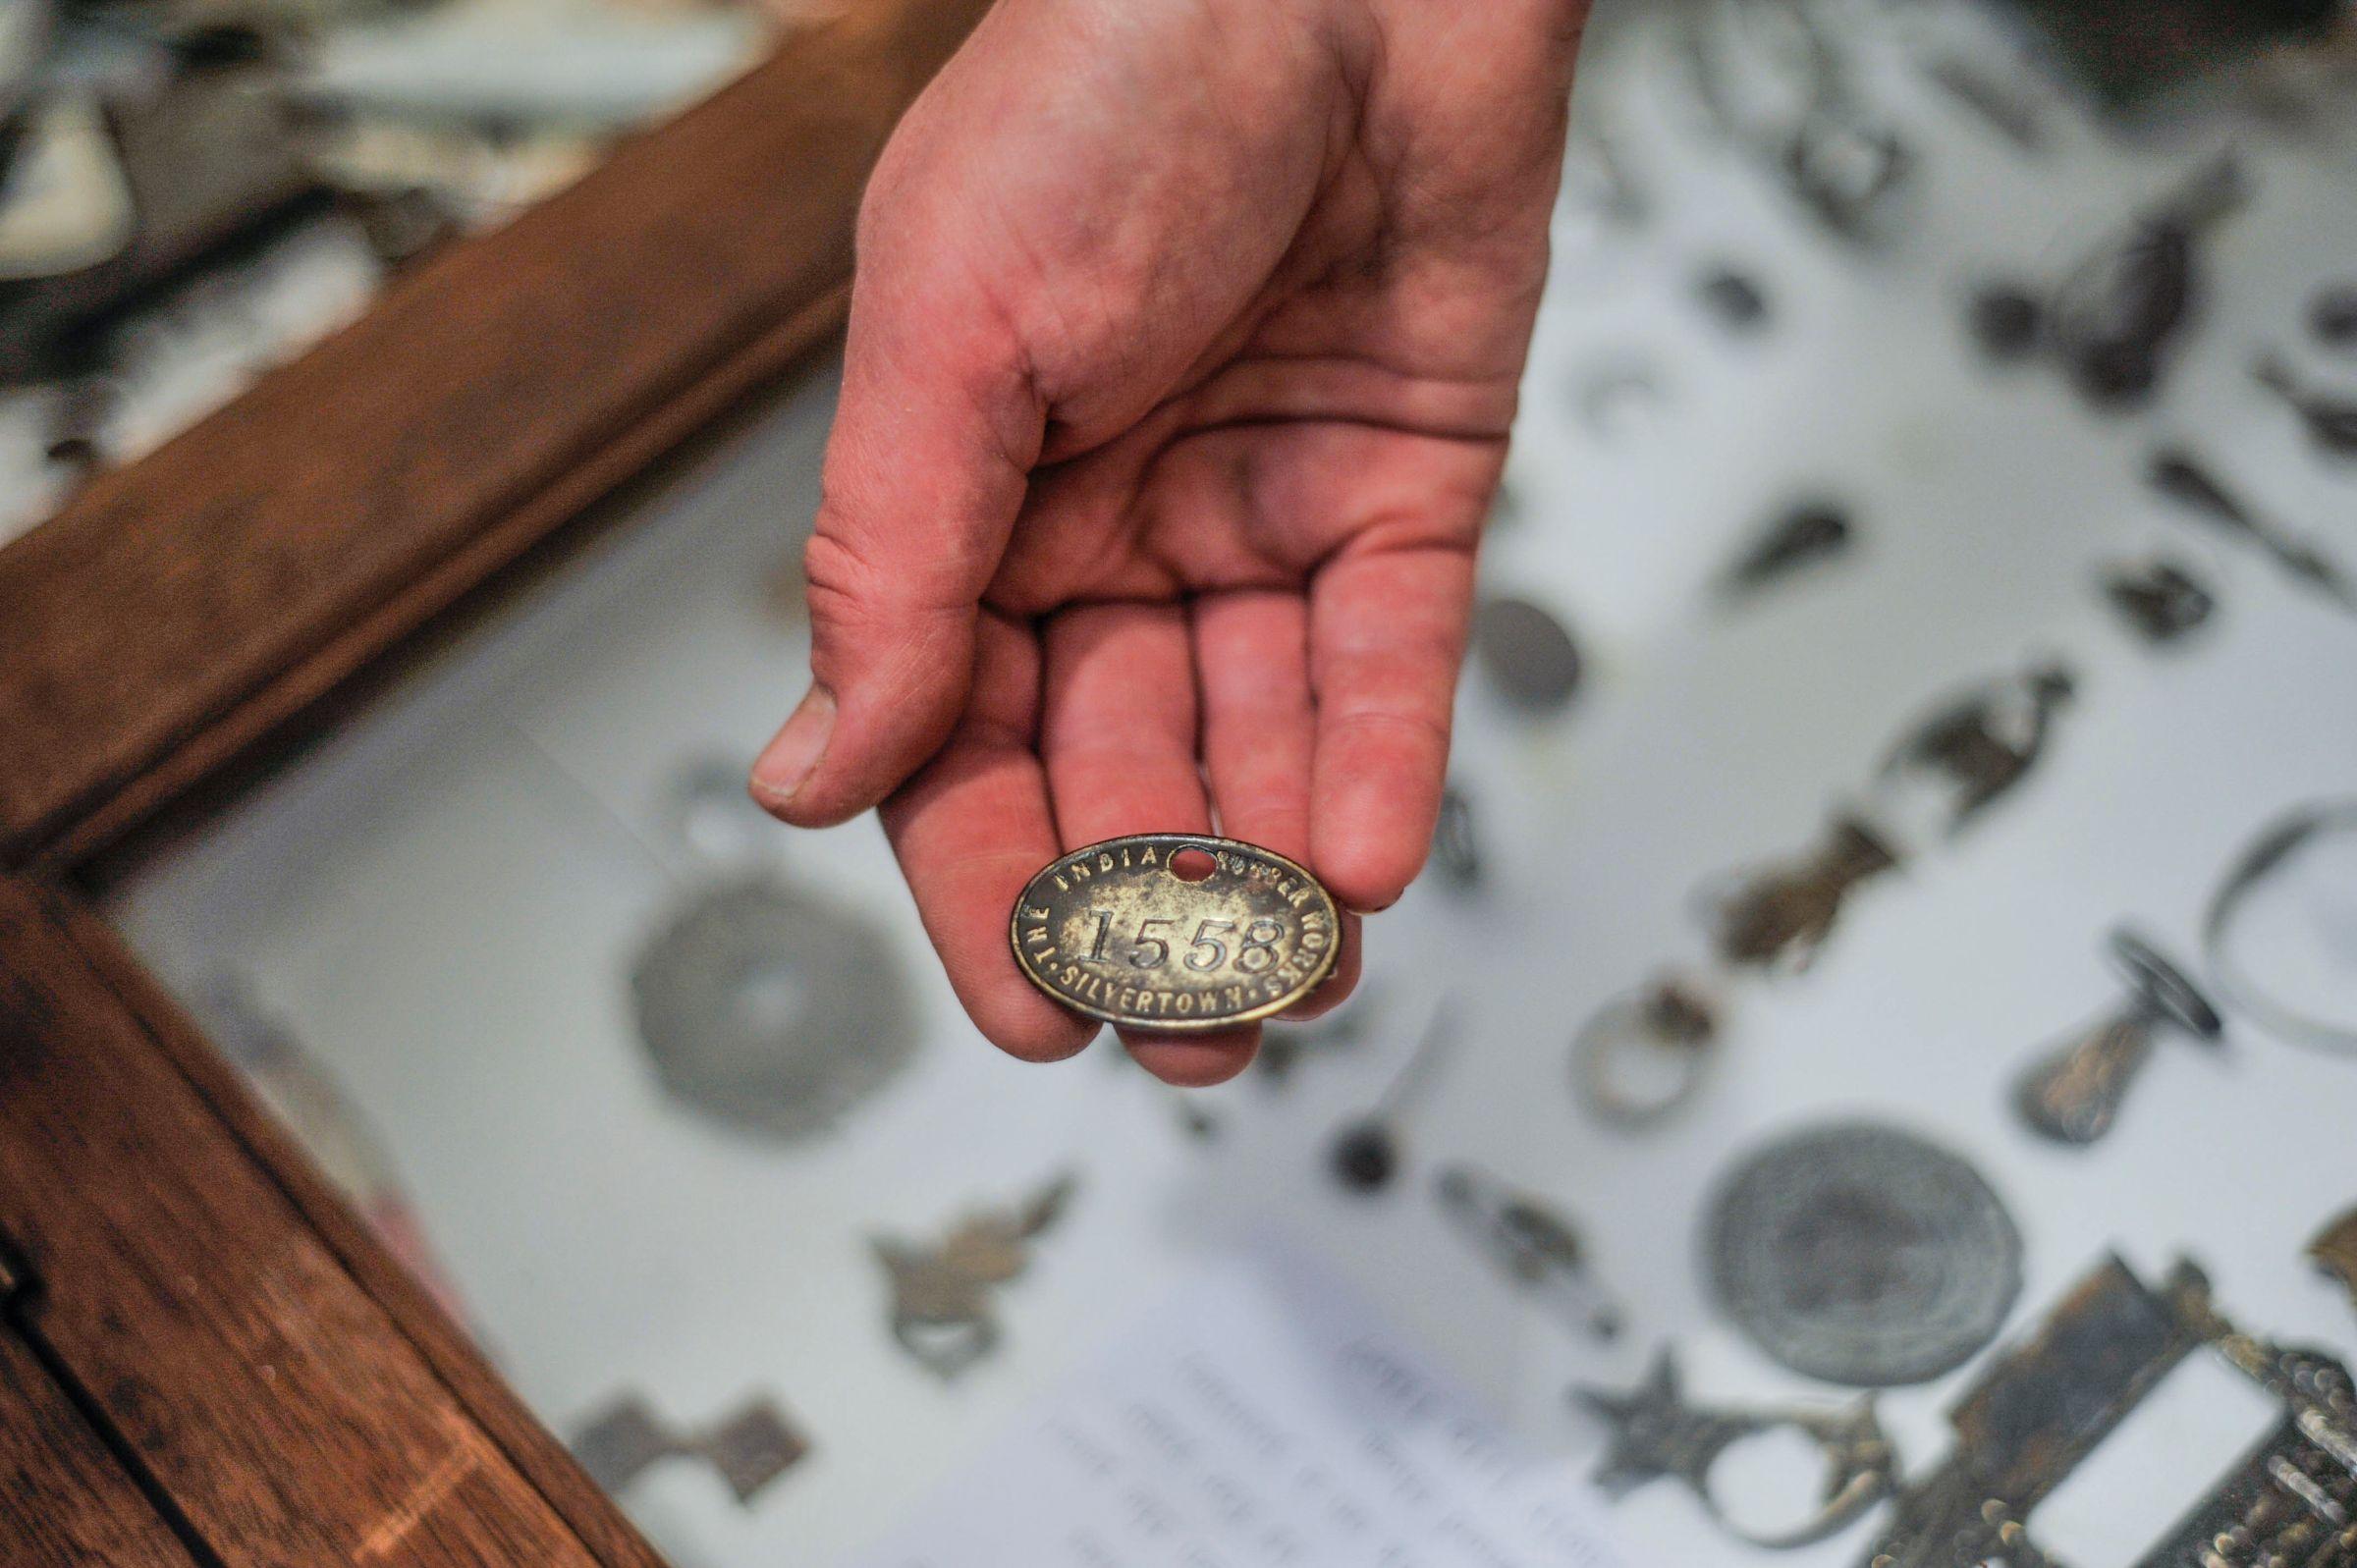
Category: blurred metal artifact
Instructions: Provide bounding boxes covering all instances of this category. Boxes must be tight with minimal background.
[1716,500,1853,604]
[1435,1162,1621,1340]
[1574,1350,1895,1549]
[1997,155,2247,406]
[1572,974,1720,1128]
[1876,661,2076,838]
[2319,1202,2357,1311]
[2203,798,2357,1055]
[2256,351,2357,457]
[872,1172,1076,1381]
[2312,1206,2357,1314]
[2315,282,2357,350]
[630,757,919,1144]
[1860,1254,2357,1568]
[630,878,916,1144]
[1695,264,1770,334]
[1997,0,2341,108]
[1711,814,1900,972]
[2012,928,2224,1146]
[572,1391,808,1506]
[1675,0,1913,243]
[1329,998,1461,1195]
[1430,783,1481,892]
[1470,594,1584,713]
[2099,556,2215,643]
[1966,283,2043,362]
[2151,446,2357,612]
[1704,1121,2021,1387]
[0,94,137,281]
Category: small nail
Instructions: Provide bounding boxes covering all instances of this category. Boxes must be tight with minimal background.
[751,684,836,807]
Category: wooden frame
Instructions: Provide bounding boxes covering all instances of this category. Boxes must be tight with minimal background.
[0,2,986,1560]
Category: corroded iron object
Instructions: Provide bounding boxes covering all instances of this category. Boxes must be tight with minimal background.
[1575,1351,1895,1549]
[1861,1255,2357,1568]
[2011,928,2223,1146]
[1012,836,1340,1030]
[872,1173,1076,1381]
[1705,1121,2021,1386]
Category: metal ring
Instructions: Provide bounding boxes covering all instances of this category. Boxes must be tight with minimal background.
[1572,981,1720,1129]
[2202,800,2357,1056]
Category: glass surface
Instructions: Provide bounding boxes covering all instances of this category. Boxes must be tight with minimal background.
[107,2,2357,1564]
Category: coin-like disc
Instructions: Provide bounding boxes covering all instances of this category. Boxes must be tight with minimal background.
[1471,595,1584,711]
[1010,836,1342,1030]
[1703,1120,2021,1386]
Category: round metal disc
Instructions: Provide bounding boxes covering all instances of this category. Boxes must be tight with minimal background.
[1471,596,1584,711]
[1010,835,1342,1031]
[630,875,918,1142]
[1703,1121,2021,1386]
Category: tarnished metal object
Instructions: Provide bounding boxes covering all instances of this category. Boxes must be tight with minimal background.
[1877,663,2076,838]
[1861,1256,2357,1568]
[1012,836,1341,1030]
[572,1392,808,1506]
[872,1173,1076,1381]
[2011,927,2224,1146]
[1572,975,1720,1128]
[1575,1351,1896,1549]
[1712,814,1901,972]
[1989,156,2248,406]
[1436,1162,1621,1340]
[1328,999,1462,1195]
[1705,1121,2022,1387]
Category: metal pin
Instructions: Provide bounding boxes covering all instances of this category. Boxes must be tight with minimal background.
[2012,928,2224,1146]
[1329,999,1461,1194]
[2150,447,2357,612]
[1435,1162,1621,1339]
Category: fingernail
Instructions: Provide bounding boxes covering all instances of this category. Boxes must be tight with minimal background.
[751,684,836,806]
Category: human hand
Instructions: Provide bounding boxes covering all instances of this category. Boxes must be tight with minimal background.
[753,0,1586,1083]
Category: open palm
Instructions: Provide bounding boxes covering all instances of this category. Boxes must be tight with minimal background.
[754,0,1585,1083]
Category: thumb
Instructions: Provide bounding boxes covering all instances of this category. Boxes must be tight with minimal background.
[751,234,1042,827]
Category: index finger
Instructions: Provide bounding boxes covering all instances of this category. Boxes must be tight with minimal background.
[879,610,1098,1063]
